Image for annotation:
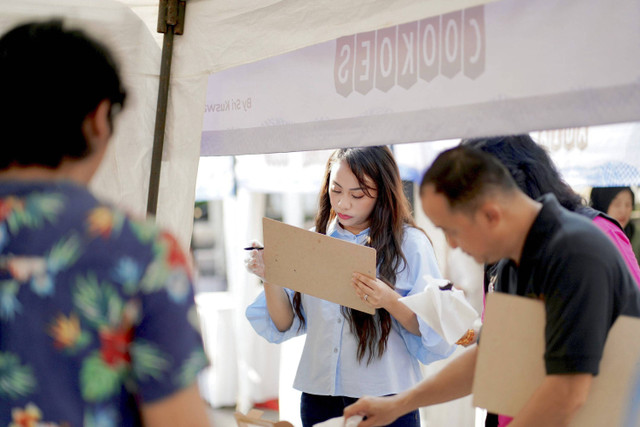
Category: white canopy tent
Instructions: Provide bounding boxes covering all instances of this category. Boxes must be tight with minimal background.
[0,0,504,250]
[1,1,640,425]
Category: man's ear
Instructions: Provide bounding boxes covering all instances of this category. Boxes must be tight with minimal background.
[81,99,111,149]
[480,201,501,228]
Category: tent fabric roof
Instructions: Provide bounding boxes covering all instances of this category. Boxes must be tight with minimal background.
[120,0,498,76]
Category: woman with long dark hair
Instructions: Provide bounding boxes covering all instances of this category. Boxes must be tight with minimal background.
[245,146,454,427]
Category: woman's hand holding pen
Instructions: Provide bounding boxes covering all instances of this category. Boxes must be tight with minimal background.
[244,240,266,280]
[351,272,398,310]
[244,240,294,331]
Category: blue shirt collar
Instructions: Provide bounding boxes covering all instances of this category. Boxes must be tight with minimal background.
[326,217,370,241]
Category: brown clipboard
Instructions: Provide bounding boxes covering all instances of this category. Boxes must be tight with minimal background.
[234,409,294,427]
[473,292,640,426]
[262,217,376,314]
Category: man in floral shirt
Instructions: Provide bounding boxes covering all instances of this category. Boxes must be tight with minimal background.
[0,20,211,426]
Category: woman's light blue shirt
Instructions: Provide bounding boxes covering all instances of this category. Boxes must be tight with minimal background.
[246,220,455,397]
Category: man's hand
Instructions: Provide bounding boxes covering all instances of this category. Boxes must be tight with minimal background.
[344,395,404,427]
[345,346,478,427]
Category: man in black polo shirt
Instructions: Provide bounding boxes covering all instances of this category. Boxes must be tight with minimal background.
[344,144,640,426]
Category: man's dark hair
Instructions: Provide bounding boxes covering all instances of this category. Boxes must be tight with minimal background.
[461,135,584,211]
[420,144,518,212]
[0,20,126,169]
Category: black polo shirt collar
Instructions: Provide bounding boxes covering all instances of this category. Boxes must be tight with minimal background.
[515,193,564,296]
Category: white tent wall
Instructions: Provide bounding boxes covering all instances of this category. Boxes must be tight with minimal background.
[0,0,164,230]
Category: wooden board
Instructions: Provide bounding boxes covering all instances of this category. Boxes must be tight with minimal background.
[473,292,640,426]
[234,409,293,427]
[263,217,376,314]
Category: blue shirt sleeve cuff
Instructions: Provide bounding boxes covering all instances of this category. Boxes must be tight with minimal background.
[397,317,456,365]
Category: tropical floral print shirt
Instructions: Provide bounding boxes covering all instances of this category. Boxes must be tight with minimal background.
[0,181,208,426]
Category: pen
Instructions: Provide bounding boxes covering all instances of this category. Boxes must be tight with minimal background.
[244,246,264,250]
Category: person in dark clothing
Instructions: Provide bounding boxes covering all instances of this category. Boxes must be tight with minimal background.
[461,136,640,427]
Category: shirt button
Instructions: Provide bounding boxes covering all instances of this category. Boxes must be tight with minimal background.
[334,348,338,353]
[337,318,342,323]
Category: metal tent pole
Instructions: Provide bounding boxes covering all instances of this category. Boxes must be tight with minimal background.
[146,0,186,216]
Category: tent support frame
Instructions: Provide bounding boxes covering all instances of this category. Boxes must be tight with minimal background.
[146,0,186,216]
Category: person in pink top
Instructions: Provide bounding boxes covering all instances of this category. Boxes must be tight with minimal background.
[591,186,640,266]
[462,135,640,427]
